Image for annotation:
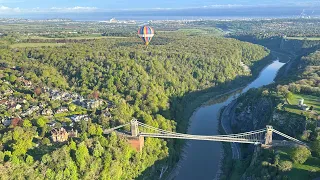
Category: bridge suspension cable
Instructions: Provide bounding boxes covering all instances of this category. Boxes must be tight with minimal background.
[272,129,306,146]
[103,122,131,134]
[138,122,266,138]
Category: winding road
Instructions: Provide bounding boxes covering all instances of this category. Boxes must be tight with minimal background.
[220,100,241,159]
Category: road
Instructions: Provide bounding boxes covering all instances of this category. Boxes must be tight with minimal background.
[220,100,241,159]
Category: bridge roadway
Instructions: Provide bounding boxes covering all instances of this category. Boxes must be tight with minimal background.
[139,130,266,144]
[104,120,307,152]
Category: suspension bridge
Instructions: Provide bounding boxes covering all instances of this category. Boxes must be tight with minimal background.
[104,119,307,151]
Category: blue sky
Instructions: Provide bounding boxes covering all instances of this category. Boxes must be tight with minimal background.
[0,0,319,13]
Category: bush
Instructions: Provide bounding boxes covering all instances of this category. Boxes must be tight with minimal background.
[42,137,51,145]
[291,146,311,164]
[278,161,293,172]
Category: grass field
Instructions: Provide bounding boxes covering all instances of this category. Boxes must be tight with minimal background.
[277,147,320,180]
[177,28,224,36]
[10,43,66,48]
[285,93,320,119]
[287,94,320,112]
[22,35,128,40]
[286,37,320,41]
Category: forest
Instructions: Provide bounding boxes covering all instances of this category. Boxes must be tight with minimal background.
[0,30,270,179]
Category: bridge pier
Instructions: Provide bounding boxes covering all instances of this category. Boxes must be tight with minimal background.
[128,136,144,152]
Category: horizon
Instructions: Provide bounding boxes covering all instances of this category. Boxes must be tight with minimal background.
[0,0,320,15]
[1,6,320,21]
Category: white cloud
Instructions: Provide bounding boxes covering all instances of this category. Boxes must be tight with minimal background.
[0,5,21,13]
[0,6,99,14]
[50,6,98,12]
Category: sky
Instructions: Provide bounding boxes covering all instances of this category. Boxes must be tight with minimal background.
[0,0,319,14]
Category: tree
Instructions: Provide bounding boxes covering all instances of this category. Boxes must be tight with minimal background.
[36,117,48,128]
[25,155,34,165]
[309,106,314,111]
[75,142,89,171]
[93,141,104,158]
[34,87,42,96]
[68,103,77,112]
[92,90,99,100]
[311,140,320,157]
[23,119,33,128]
[8,74,17,83]
[278,161,292,172]
[291,146,311,164]
[42,137,51,145]
[12,127,35,156]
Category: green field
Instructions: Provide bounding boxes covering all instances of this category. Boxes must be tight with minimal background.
[284,93,320,119]
[22,35,128,40]
[287,94,320,112]
[176,28,224,36]
[286,37,320,41]
[10,43,66,48]
[277,147,320,180]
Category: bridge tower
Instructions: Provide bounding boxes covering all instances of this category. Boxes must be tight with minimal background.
[264,125,273,146]
[129,119,144,151]
[131,119,139,137]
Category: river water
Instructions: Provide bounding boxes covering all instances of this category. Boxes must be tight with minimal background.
[174,60,285,180]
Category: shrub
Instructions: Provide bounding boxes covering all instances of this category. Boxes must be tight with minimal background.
[291,146,311,164]
[278,161,293,172]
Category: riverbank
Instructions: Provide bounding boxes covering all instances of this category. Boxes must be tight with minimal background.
[165,53,275,179]
[218,59,290,179]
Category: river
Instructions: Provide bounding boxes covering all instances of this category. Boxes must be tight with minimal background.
[174,60,285,180]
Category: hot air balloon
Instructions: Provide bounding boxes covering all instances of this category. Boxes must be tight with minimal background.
[137,26,155,45]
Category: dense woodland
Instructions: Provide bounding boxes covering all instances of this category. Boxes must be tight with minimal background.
[0,31,270,179]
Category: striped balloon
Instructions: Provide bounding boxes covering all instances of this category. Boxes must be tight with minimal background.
[137,26,155,45]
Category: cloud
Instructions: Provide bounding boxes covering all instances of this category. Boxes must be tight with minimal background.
[50,6,98,12]
[0,6,99,14]
[0,5,21,13]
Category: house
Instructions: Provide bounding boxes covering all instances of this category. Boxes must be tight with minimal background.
[70,115,90,122]
[86,100,103,109]
[51,128,78,142]
[3,89,13,95]
[51,128,69,142]
[23,80,32,87]
[11,117,23,127]
[102,109,112,118]
[18,77,32,87]
[107,101,116,109]
[0,100,9,106]
[56,107,69,114]
[69,129,78,138]
[15,104,22,110]
[47,121,57,128]
[301,105,309,111]
[42,108,53,116]
[298,98,309,111]
[2,118,12,126]
[109,18,118,23]
[21,106,40,117]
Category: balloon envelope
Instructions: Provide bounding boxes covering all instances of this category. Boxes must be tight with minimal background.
[138,26,155,45]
